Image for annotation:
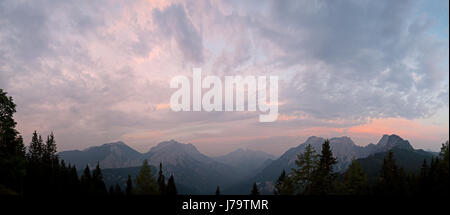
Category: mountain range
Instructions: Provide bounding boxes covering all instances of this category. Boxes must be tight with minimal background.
[58,134,435,194]
[224,134,432,194]
[59,140,274,194]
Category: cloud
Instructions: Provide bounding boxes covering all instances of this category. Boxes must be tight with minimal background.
[152,3,204,63]
[0,0,447,153]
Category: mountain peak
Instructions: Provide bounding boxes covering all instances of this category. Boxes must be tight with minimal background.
[155,139,182,147]
[304,136,326,145]
[59,141,142,169]
[376,134,414,151]
[145,140,204,166]
[149,140,198,153]
[83,141,129,152]
[330,136,355,145]
[103,141,126,147]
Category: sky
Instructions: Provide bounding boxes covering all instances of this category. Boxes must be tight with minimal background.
[0,0,448,156]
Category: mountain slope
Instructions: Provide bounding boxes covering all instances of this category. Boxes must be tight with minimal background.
[141,140,242,194]
[214,148,276,178]
[58,141,142,169]
[226,134,415,194]
[357,147,434,179]
[60,140,243,194]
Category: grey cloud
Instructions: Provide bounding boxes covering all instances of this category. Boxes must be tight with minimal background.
[231,0,449,120]
[152,4,203,63]
[0,0,448,152]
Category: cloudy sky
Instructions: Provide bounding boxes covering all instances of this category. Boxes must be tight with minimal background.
[1,0,448,156]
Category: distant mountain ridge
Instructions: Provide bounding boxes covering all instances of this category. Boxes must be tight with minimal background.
[58,141,142,169]
[357,147,434,180]
[213,148,276,179]
[143,140,243,193]
[59,134,427,194]
[225,134,421,194]
[60,140,248,194]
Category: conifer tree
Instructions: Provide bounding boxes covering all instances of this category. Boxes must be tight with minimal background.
[44,133,58,193]
[439,141,449,162]
[157,162,166,195]
[436,141,449,194]
[291,144,319,194]
[418,159,429,194]
[114,184,123,196]
[343,160,368,195]
[250,182,260,195]
[92,163,107,195]
[68,165,79,194]
[311,140,337,195]
[0,89,26,193]
[43,132,57,165]
[80,165,92,194]
[215,186,220,195]
[135,159,158,195]
[375,151,406,195]
[274,170,294,195]
[126,174,133,196]
[24,131,46,195]
[166,174,177,195]
[109,185,115,195]
[28,131,44,162]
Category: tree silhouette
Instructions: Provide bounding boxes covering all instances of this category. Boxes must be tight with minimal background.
[274,170,294,195]
[342,160,368,195]
[292,144,319,194]
[166,174,177,195]
[157,162,166,195]
[126,174,133,196]
[135,159,158,195]
[43,132,57,164]
[0,89,25,194]
[375,151,406,195]
[80,165,92,194]
[114,184,123,196]
[28,131,44,163]
[311,140,337,195]
[250,182,259,195]
[215,186,220,195]
[92,163,107,195]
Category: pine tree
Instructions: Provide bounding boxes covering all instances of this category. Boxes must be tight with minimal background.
[250,182,260,195]
[114,184,123,196]
[157,162,166,195]
[418,159,429,194]
[215,186,220,195]
[274,170,294,195]
[375,150,407,195]
[28,131,44,162]
[68,165,79,194]
[125,174,133,196]
[44,132,58,193]
[109,185,115,195]
[166,174,177,195]
[57,160,67,193]
[135,159,158,195]
[80,165,92,194]
[92,163,107,195]
[436,141,449,194]
[291,144,319,194]
[311,140,337,195]
[0,89,26,194]
[439,141,449,162]
[342,160,368,195]
[43,132,57,165]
